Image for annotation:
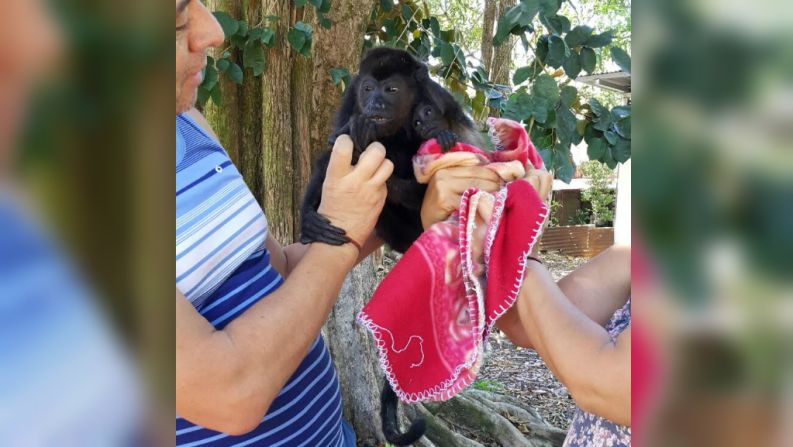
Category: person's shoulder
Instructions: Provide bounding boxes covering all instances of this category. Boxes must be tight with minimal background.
[184,108,221,143]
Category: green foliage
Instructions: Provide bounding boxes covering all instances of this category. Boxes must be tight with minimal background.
[360,0,631,182]
[569,208,591,225]
[197,3,332,109]
[580,160,616,226]
[199,0,631,182]
[472,379,505,393]
[548,198,562,227]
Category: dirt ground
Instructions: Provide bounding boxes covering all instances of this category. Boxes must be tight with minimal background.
[378,250,588,432]
[476,251,586,431]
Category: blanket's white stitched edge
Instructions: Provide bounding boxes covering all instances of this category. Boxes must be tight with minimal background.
[460,191,487,339]
[457,190,485,357]
[356,311,480,403]
[483,188,509,266]
[484,203,549,336]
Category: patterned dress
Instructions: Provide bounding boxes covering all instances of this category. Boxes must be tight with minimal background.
[563,299,632,447]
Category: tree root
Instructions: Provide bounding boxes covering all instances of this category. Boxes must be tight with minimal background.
[402,389,566,447]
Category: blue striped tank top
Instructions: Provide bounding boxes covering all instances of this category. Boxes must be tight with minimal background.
[176,113,345,446]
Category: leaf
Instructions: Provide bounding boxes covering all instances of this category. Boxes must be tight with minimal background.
[556,106,577,146]
[210,82,222,106]
[318,13,332,29]
[603,148,617,169]
[493,4,524,47]
[560,85,577,106]
[541,14,569,36]
[610,47,631,73]
[586,30,613,48]
[552,146,575,183]
[538,147,553,170]
[330,67,350,86]
[529,95,549,123]
[439,41,454,66]
[260,28,275,47]
[611,105,631,120]
[532,73,560,104]
[429,17,440,37]
[536,35,549,63]
[612,137,631,162]
[565,25,593,48]
[604,130,618,145]
[502,91,533,122]
[546,36,568,68]
[227,62,243,84]
[583,122,600,144]
[513,66,533,85]
[539,0,562,17]
[562,51,581,79]
[308,0,322,8]
[401,4,414,22]
[587,137,607,160]
[588,98,608,118]
[236,20,248,37]
[580,47,596,73]
[615,117,631,139]
[287,28,307,52]
[216,58,230,73]
[202,63,219,91]
[294,21,313,35]
[196,85,210,108]
[379,0,393,12]
[213,12,239,38]
[294,0,308,7]
[593,113,612,131]
[243,42,266,76]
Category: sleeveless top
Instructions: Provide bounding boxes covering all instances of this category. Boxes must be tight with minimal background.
[176,113,345,446]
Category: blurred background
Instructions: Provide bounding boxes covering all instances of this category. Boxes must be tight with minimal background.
[1,0,172,444]
[0,0,790,445]
[633,0,793,445]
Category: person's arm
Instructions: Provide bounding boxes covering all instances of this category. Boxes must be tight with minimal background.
[177,135,392,435]
[266,232,384,278]
[499,261,631,426]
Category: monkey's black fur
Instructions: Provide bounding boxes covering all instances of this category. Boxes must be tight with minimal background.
[299,47,482,446]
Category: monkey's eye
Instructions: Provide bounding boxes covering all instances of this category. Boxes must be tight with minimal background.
[424,107,433,116]
[415,120,422,126]
[386,86,399,93]
[363,84,373,92]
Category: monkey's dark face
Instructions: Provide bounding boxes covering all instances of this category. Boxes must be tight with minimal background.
[413,102,442,137]
[356,74,416,137]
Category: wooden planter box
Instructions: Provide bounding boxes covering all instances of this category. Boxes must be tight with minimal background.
[538,225,614,258]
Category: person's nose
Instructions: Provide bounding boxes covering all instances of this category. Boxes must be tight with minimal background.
[190,1,224,53]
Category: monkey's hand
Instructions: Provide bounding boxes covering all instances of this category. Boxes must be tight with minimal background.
[300,207,351,246]
[436,129,458,152]
[349,115,379,157]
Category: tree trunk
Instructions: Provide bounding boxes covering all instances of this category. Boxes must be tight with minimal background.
[491,0,515,87]
[481,0,497,76]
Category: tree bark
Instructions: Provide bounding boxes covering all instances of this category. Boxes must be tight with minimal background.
[481,0,497,76]
[491,0,515,87]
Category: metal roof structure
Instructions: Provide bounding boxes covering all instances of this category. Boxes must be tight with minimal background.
[576,70,631,95]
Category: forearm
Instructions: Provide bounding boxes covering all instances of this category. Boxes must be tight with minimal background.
[511,262,631,425]
[557,244,631,327]
[176,243,358,433]
[281,233,384,275]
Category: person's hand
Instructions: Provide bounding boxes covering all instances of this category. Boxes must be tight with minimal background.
[318,135,393,246]
[420,166,502,229]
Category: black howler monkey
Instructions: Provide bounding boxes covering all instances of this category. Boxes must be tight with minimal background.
[299,47,481,446]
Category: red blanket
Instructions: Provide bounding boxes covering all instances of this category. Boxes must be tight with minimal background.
[357,118,549,402]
